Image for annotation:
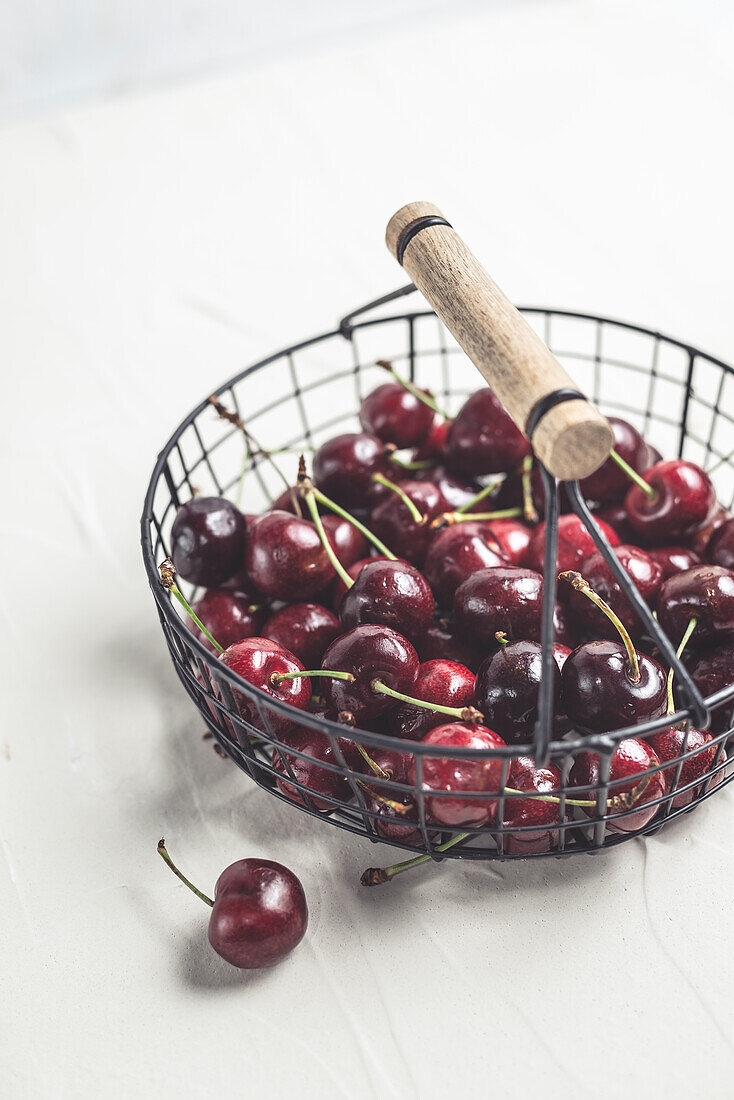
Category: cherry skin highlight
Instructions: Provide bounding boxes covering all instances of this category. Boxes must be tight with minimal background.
[245,511,334,601]
[208,858,308,969]
[657,565,734,647]
[690,643,734,733]
[369,480,444,565]
[647,545,702,581]
[171,497,247,587]
[579,418,650,503]
[410,723,507,828]
[272,727,363,813]
[262,603,341,668]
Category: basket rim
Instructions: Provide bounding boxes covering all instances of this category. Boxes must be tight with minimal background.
[140,303,734,758]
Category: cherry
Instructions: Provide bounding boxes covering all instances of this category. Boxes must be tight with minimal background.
[592,501,636,543]
[624,460,716,542]
[496,757,563,855]
[690,643,734,733]
[339,559,435,643]
[245,511,334,601]
[262,603,340,668]
[527,514,620,577]
[690,506,731,556]
[321,514,368,568]
[388,659,477,740]
[359,382,435,448]
[419,616,484,672]
[481,518,532,567]
[369,479,444,564]
[566,545,662,640]
[409,723,506,827]
[552,601,580,650]
[706,516,734,570]
[313,432,388,508]
[320,624,420,721]
[645,444,663,466]
[272,726,363,812]
[474,638,563,744]
[171,497,247,587]
[454,566,544,647]
[330,555,383,609]
[645,727,718,809]
[657,565,734,647]
[413,416,450,462]
[190,588,263,652]
[569,738,667,833]
[412,465,485,512]
[579,418,650,503]
[446,388,530,475]
[647,545,702,580]
[220,637,311,739]
[158,841,307,969]
[424,524,507,608]
[359,746,424,845]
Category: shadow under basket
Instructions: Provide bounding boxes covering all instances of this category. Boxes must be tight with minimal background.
[141,287,734,863]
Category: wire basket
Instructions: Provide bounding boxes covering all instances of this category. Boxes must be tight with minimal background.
[141,284,734,863]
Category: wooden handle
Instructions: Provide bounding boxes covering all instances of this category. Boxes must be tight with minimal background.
[385,201,613,480]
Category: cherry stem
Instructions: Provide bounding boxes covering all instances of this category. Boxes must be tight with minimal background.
[371,473,424,523]
[389,454,438,472]
[521,455,540,525]
[271,669,355,686]
[157,839,214,907]
[666,616,698,716]
[361,831,470,885]
[158,559,224,654]
[376,358,450,420]
[432,506,522,529]
[370,679,484,724]
[453,478,503,515]
[495,631,510,647]
[353,744,390,779]
[560,570,640,682]
[609,449,655,498]
[357,779,413,815]
[301,477,397,561]
[300,481,355,589]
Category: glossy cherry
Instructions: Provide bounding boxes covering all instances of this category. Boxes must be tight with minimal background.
[706,516,734,570]
[360,747,423,845]
[409,723,506,827]
[388,659,476,740]
[496,757,563,855]
[481,518,532,567]
[245,511,334,600]
[527,514,620,577]
[569,738,667,833]
[424,524,507,608]
[446,388,530,475]
[454,566,544,646]
[579,418,650,503]
[359,382,435,448]
[475,639,564,743]
[171,496,247,587]
[566,545,662,640]
[690,643,734,733]
[312,432,388,507]
[413,416,450,462]
[220,637,310,738]
[690,506,731,556]
[262,603,340,668]
[191,588,263,652]
[657,565,734,647]
[561,640,667,732]
[624,460,716,542]
[272,726,363,812]
[647,545,702,580]
[330,555,383,609]
[369,479,444,564]
[645,727,719,809]
[339,559,435,643]
[320,624,420,721]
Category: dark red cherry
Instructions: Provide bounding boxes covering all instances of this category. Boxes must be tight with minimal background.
[313,433,388,507]
[624,460,716,543]
[339,559,435,643]
[647,545,702,580]
[446,388,530,475]
[171,497,247,587]
[321,514,368,568]
[245,511,334,601]
[481,518,532,567]
[409,723,506,827]
[552,601,580,650]
[527,514,620,577]
[411,465,484,512]
[272,726,363,813]
[220,637,310,739]
[330,556,384,609]
[388,659,476,740]
[561,641,667,732]
[592,501,636,543]
[320,624,419,721]
[569,738,667,833]
[689,506,731,556]
[690,643,734,733]
[419,617,484,672]
[566,545,662,640]
[191,588,263,652]
[359,382,435,448]
[262,603,340,668]
[474,640,562,744]
[497,757,563,855]
[579,418,649,503]
[413,416,450,461]
[657,565,734,647]
[360,747,424,845]
[424,525,507,608]
[454,566,544,646]
[645,727,719,809]
[369,480,444,564]
[208,858,308,969]
[706,516,734,570]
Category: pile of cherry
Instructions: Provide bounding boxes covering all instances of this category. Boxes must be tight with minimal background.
[164,370,734,877]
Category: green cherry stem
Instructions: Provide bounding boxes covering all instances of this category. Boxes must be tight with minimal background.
[158,559,224,654]
[609,449,656,498]
[560,570,640,682]
[453,478,503,516]
[270,669,355,686]
[371,473,424,524]
[520,454,540,525]
[389,454,438,472]
[300,475,397,561]
[157,839,214,907]
[361,831,471,885]
[376,358,450,420]
[433,507,523,529]
[666,616,698,716]
[300,484,355,589]
[370,679,484,723]
[495,631,510,647]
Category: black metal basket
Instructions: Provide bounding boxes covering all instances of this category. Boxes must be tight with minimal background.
[141,285,734,863]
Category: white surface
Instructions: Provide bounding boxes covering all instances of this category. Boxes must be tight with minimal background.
[2,1,734,1097]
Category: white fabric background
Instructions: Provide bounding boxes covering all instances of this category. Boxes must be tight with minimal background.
[1,1,733,1096]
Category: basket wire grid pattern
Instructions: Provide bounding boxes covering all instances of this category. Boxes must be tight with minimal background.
[141,287,734,861]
